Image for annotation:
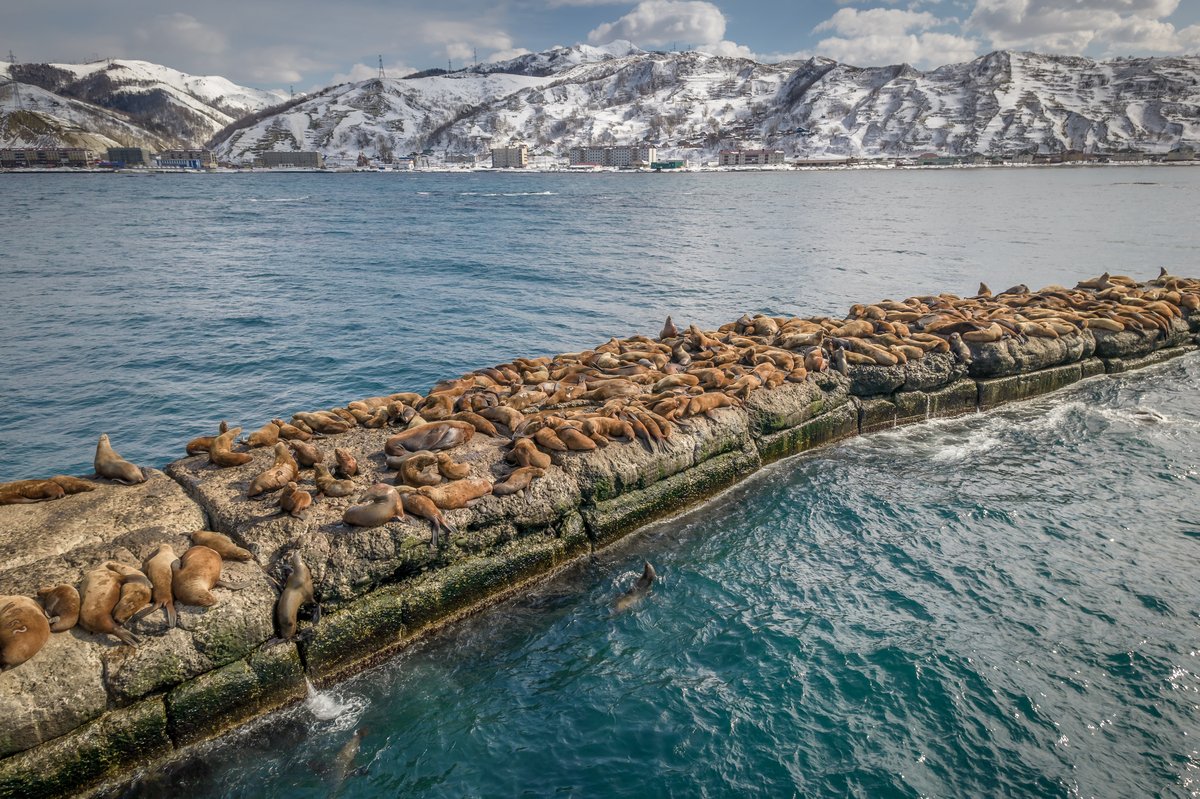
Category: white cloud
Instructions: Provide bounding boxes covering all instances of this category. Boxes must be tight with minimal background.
[329,60,416,85]
[135,13,228,57]
[967,0,1200,55]
[813,7,980,67]
[485,47,534,63]
[420,20,521,65]
[588,1,728,47]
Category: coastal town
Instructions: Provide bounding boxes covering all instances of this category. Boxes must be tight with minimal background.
[2,140,1198,172]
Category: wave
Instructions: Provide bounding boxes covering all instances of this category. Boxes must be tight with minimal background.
[304,679,369,733]
[247,196,311,203]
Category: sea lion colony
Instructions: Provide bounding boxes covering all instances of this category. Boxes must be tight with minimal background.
[0,270,1196,671]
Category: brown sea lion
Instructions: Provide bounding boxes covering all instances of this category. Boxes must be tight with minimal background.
[492,467,545,500]
[279,482,313,518]
[272,418,313,441]
[612,562,656,613]
[36,584,80,632]
[78,566,138,645]
[660,315,679,340]
[248,442,300,497]
[47,475,96,495]
[245,421,281,448]
[342,484,405,527]
[384,421,475,455]
[334,448,358,479]
[507,438,553,470]
[275,550,317,640]
[105,563,152,625]
[186,421,228,456]
[209,426,253,467]
[94,434,146,484]
[288,439,324,468]
[0,479,65,505]
[141,543,178,628]
[314,463,355,497]
[191,531,254,562]
[395,487,456,548]
[436,452,472,480]
[396,451,442,487]
[172,545,224,607]
[418,477,492,510]
[0,596,51,669]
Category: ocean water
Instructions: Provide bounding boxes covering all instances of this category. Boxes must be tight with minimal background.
[3,168,1199,798]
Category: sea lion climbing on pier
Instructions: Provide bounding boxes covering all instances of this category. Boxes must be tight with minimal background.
[275,550,317,640]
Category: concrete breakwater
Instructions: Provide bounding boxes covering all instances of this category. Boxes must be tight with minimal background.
[1,273,1198,799]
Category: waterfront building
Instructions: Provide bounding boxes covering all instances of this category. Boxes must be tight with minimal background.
[567,144,657,168]
[106,147,153,167]
[491,144,529,168]
[651,160,686,170]
[256,151,325,169]
[718,149,786,166]
[156,149,216,169]
[0,147,93,168]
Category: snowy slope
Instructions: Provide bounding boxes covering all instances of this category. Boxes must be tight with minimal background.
[1,59,288,150]
[212,47,1200,163]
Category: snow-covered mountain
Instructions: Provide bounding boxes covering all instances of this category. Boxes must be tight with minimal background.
[0,59,288,150]
[211,47,1200,163]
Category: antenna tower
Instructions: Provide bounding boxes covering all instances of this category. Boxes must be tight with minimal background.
[378,55,385,80]
[8,51,22,110]
[447,59,452,73]
[473,48,477,68]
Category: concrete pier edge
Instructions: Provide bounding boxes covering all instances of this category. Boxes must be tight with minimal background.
[1,337,1197,799]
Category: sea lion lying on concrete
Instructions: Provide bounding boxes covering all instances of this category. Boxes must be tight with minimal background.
[79,566,138,645]
[342,484,405,527]
[0,596,51,669]
[36,584,80,632]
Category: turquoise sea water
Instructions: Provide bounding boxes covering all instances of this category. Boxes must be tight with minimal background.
[3,168,1199,797]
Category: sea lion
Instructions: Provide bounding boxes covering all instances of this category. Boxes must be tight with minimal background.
[612,562,656,613]
[395,486,457,548]
[279,482,313,518]
[105,563,152,625]
[36,584,80,632]
[330,727,368,791]
[436,452,472,480]
[506,438,552,470]
[248,442,300,497]
[288,439,324,468]
[141,543,178,627]
[191,531,254,562]
[172,545,224,607]
[209,426,253,467]
[417,477,492,510]
[186,421,228,456]
[492,467,544,500]
[831,347,849,375]
[94,434,146,484]
[0,596,51,669]
[334,448,358,479]
[275,550,317,640]
[245,421,281,448]
[949,332,973,364]
[0,479,65,505]
[396,451,442,487]
[48,475,96,494]
[78,566,138,645]
[660,315,679,340]
[314,463,356,497]
[342,484,405,527]
[272,418,313,441]
[384,421,475,455]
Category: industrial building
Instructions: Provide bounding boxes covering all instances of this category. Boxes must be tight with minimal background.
[257,151,325,169]
[156,149,216,169]
[106,147,153,167]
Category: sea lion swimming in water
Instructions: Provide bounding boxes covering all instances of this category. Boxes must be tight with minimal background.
[94,434,146,484]
[612,562,656,613]
[0,596,51,669]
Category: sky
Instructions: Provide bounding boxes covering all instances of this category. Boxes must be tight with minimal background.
[6,0,1200,92]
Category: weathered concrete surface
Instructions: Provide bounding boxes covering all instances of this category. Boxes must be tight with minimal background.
[1103,342,1199,373]
[742,372,850,436]
[860,380,979,433]
[754,401,860,464]
[845,352,967,398]
[583,443,762,547]
[977,357,1105,409]
[966,330,1096,378]
[165,642,305,747]
[0,698,169,799]
[0,470,207,591]
[304,522,591,681]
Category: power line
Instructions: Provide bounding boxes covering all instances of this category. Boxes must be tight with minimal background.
[378,55,385,80]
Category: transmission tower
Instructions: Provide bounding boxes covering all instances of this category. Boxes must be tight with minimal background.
[378,55,385,80]
[8,51,21,110]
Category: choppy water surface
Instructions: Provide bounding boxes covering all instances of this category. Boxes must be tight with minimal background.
[3,169,1199,798]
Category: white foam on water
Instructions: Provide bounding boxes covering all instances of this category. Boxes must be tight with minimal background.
[247,196,311,203]
[305,678,368,732]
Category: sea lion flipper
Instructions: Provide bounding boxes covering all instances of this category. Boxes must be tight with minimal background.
[113,626,139,647]
[166,600,177,629]
[311,603,321,625]
[215,579,248,591]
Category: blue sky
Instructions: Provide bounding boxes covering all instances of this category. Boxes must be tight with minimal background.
[8,0,1200,90]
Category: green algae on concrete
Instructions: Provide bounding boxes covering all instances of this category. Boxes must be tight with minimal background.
[583,443,762,547]
[1103,343,1199,373]
[165,642,304,747]
[754,402,860,464]
[976,358,1104,409]
[0,698,170,799]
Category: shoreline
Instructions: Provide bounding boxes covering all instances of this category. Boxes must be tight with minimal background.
[1,276,1197,799]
